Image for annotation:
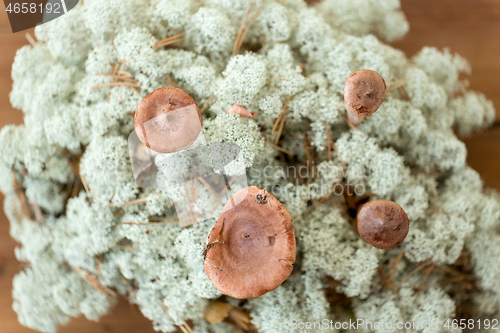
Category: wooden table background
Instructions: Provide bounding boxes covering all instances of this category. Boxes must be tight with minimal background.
[0,1,499,332]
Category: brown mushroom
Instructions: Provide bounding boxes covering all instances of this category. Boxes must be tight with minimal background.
[134,87,202,153]
[356,199,409,250]
[203,186,296,299]
[344,69,386,125]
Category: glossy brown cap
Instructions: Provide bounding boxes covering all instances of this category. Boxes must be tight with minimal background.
[357,199,409,250]
[204,186,296,299]
[134,87,202,154]
[344,69,386,124]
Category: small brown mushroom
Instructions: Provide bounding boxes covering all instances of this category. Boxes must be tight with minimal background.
[204,186,296,299]
[356,199,409,250]
[344,69,386,125]
[134,87,202,153]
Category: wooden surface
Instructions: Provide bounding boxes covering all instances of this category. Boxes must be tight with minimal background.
[0,0,500,332]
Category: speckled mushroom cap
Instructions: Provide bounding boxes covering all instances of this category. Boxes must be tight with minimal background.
[204,186,296,299]
[134,87,202,154]
[357,199,409,250]
[344,69,386,118]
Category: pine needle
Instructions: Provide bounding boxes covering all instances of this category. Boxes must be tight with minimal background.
[274,94,293,144]
[25,32,37,47]
[302,190,334,218]
[424,210,446,215]
[153,32,186,49]
[331,140,347,171]
[341,114,359,132]
[233,3,254,57]
[68,157,90,196]
[209,177,237,217]
[381,247,406,291]
[92,81,141,89]
[197,177,219,199]
[235,2,262,55]
[417,261,436,295]
[396,259,433,292]
[70,264,116,300]
[121,216,190,225]
[117,70,133,77]
[200,96,218,113]
[322,121,332,162]
[158,300,193,333]
[153,38,185,49]
[182,174,196,226]
[264,141,295,156]
[110,193,162,207]
[96,74,139,83]
[271,112,284,134]
[12,169,34,221]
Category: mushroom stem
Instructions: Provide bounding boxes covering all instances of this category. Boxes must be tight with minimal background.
[346,108,365,126]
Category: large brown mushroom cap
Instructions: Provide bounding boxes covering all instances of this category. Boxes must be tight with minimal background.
[134,87,202,154]
[344,69,386,122]
[204,186,296,299]
[357,199,409,250]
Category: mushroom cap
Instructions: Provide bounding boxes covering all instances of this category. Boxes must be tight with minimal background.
[204,186,296,299]
[134,87,202,154]
[344,69,386,117]
[357,199,409,250]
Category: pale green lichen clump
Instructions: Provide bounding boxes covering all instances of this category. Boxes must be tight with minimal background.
[0,0,499,332]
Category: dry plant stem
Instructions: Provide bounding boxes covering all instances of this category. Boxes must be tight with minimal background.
[264,141,295,156]
[158,300,193,333]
